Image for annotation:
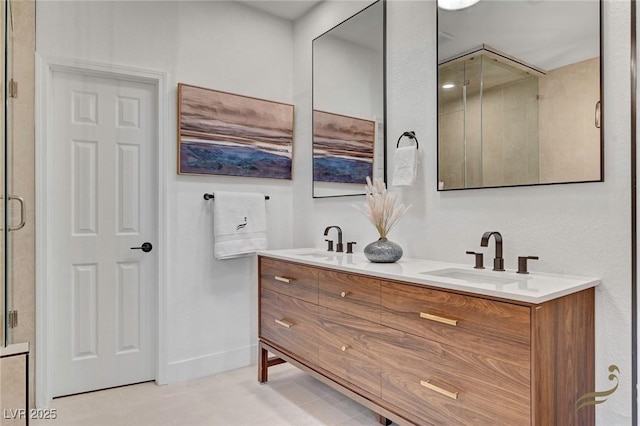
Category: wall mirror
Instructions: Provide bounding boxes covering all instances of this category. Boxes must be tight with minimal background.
[437,0,602,190]
[313,0,385,198]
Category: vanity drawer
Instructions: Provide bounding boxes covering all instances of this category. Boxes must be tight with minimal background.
[260,257,319,304]
[319,270,381,323]
[379,330,530,426]
[260,288,319,365]
[317,307,383,397]
[381,281,531,368]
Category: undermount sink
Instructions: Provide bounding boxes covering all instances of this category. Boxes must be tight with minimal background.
[420,268,528,287]
[297,251,344,258]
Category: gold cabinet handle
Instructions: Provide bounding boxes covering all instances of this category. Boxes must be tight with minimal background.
[341,345,349,352]
[275,319,293,328]
[419,312,458,326]
[420,380,458,400]
[340,291,350,298]
[274,276,292,283]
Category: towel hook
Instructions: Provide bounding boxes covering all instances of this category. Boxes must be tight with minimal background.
[397,131,419,149]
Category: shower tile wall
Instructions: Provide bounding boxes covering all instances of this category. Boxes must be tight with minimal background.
[439,58,600,189]
[1,354,27,425]
[539,57,601,183]
[2,0,36,410]
[482,77,539,187]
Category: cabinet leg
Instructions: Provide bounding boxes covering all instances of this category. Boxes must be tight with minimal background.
[375,414,391,425]
[258,344,269,383]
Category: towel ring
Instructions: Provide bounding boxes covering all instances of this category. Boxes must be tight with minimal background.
[397,131,419,149]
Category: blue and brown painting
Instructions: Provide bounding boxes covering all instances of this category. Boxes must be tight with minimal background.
[178,84,294,179]
[313,110,375,184]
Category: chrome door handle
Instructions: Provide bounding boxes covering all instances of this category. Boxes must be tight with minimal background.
[8,195,26,232]
[130,242,153,253]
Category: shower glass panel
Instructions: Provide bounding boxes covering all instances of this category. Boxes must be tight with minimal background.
[438,47,541,189]
[438,59,478,188]
[463,56,482,188]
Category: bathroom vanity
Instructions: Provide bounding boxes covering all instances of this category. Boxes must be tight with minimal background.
[257,249,598,425]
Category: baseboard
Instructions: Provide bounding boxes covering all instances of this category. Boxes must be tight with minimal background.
[163,344,258,384]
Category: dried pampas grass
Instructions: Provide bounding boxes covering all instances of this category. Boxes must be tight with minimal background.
[353,177,411,238]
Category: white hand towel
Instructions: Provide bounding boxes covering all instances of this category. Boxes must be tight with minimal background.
[213,191,268,260]
[392,146,418,187]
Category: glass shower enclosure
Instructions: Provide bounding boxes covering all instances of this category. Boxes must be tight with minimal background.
[438,45,544,190]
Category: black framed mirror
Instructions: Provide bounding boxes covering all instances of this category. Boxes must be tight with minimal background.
[312,0,386,198]
[437,0,602,190]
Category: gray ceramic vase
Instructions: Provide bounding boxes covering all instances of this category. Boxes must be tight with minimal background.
[364,237,403,263]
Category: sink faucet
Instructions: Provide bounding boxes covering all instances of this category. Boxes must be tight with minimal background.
[324,226,344,253]
[480,231,505,271]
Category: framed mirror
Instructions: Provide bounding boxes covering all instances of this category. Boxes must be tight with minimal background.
[437,0,602,190]
[312,0,385,198]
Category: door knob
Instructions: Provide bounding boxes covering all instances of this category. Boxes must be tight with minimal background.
[130,242,153,253]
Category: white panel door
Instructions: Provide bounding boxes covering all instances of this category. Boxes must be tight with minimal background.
[51,71,157,397]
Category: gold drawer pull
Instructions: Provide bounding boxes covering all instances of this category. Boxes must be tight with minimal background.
[340,291,350,298]
[274,276,292,283]
[420,380,459,400]
[420,312,458,326]
[275,319,293,328]
[341,345,349,352]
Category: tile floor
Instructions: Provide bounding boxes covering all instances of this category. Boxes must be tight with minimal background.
[33,363,391,426]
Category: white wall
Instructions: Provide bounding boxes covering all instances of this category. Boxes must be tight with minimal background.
[37,0,295,383]
[36,0,633,422]
[314,34,382,118]
[294,0,631,423]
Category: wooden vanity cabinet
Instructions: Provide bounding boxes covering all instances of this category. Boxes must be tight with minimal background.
[260,288,319,365]
[258,256,595,426]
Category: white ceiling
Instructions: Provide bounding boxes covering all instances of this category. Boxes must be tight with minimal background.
[240,0,381,51]
[321,1,382,52]
[439,0,600,71]
[238,0,598,71]
[238,0,321,21]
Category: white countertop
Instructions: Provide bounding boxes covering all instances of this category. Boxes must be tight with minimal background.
[258,248,600,304]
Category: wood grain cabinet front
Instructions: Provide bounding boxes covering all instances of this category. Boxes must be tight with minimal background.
[319,270,381,323]
[317,306,384,397]
[381,281,531,369]
[261,257,319,304]
[377,328,531,425]
[260,288,319,365]
[258,256,595,426]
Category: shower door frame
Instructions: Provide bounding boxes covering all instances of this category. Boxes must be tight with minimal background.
[1,0,7,349]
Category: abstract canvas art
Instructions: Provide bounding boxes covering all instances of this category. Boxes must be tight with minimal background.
[313,110,375,184]
[178,83,294,179]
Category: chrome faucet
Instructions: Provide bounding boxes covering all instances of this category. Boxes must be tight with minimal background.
[324,226,344,253]
[480,231,505,271]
